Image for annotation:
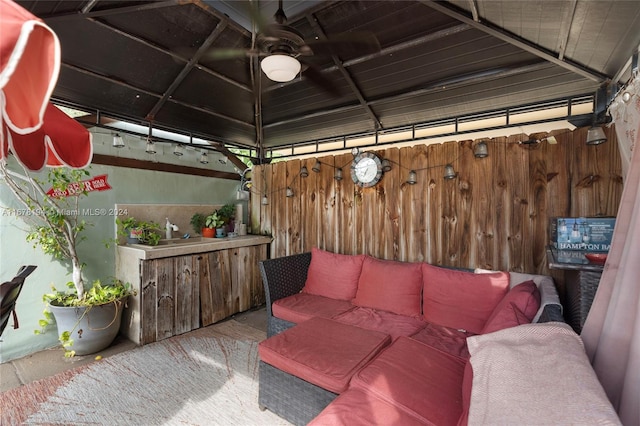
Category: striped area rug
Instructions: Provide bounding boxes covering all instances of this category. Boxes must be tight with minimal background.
[1,335,289,425]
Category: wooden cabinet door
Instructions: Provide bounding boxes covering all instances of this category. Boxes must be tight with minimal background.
[230,245,267,310]
[174,255,200,335]
[140,257,175,344]
[141,254,201,343]
[199,251,234,327]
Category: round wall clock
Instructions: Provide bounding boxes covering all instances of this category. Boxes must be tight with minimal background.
[351,152,383,188]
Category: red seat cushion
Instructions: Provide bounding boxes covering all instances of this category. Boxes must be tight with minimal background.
[302,248,365,300]
[309,388,428,426]
[352,336,466,425]
[272,293,355,324]
[353,256,423,317]
[410,322,473,359]
[333,306,426,340]
[422,263,510,334]
[259,317,391,393]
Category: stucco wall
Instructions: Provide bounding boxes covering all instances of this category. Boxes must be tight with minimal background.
[0,157,241,362]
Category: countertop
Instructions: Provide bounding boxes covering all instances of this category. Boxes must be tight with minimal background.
[546,246,605,272]
[117,235,272,260]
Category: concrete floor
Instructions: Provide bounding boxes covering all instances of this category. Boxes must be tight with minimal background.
[0,306,268,393]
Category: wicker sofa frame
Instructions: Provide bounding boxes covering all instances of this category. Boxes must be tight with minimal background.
[258,252,565,425]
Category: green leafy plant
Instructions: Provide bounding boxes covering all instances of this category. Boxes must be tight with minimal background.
[190,212,207,234]
[1,166,90,297]
[115,217,161,246]
[206,211,225,229]
[217,203,236,225]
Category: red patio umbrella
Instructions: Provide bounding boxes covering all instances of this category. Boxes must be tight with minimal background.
[2,103,93,170]
[0,0,92,170]
[0,0,60,134]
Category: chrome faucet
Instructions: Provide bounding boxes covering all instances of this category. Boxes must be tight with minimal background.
[165,218,179,239]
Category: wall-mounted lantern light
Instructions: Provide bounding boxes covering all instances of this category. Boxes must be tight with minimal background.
[407,170,417,185]
[443,164,457,179]
[112,133,125,148]
[474,141,488,158]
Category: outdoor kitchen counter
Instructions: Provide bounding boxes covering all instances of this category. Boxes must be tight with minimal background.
[116,235,272,345]
[117,235,272,260]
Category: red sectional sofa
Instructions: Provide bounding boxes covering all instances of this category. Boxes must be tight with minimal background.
[257,249,618,425]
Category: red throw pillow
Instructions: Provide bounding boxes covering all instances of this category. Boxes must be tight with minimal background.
[481,302,531,334]
[422,263,510,334]
[353,256,423,317]
[481,280,541,334]
[302,248,365,300]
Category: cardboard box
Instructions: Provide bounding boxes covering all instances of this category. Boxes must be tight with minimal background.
[550,217,615,252]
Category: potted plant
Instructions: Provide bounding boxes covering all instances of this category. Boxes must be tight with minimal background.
[190,212,214,238]
[0,164,135,357]
[206,211,226,238]
[116,217,161,246]
[217,203,236,232]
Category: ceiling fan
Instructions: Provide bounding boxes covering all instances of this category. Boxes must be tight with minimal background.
[210,0,381,95]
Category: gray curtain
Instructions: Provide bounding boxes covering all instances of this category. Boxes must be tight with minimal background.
[581,73,640,426]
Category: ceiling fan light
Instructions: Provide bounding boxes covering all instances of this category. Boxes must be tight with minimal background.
[261,54,301,82]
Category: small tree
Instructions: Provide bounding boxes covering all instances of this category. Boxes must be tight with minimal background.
[0,161,90,298]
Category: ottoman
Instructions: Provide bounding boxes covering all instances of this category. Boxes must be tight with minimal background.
[258,317,392,425]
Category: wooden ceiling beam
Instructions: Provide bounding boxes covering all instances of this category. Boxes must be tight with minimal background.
[91,154,240,180]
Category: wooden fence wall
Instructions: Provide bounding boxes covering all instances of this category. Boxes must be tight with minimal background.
[249,126,622,278]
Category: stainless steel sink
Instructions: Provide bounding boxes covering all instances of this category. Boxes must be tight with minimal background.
[156,237,204,245]
[128,237,208,249]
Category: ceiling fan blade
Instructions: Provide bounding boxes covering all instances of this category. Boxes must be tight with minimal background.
[299,59,341,97]
[303,32,381,58]
[202,48,256,61]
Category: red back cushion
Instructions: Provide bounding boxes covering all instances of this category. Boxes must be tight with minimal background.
[422,263,510,334]
[481,280,541,334]
[481,302,531,334]
[353,256,423,317]
[302,248,365,300]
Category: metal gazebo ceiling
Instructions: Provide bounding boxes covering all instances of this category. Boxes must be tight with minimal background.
[16,0,640,154]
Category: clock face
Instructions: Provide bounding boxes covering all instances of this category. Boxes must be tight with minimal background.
[351,152,383,187]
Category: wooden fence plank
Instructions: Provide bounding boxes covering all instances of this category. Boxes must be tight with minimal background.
[336,153,355,254]
[529,136,549,274]
[399,145,427,262]
[427,143,444,265]
[286,159,302,256]
[272,162,288,258]
[457,139,474,267]
[505,134,529,272]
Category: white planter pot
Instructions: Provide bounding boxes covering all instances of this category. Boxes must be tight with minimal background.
[49,299,125,355]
